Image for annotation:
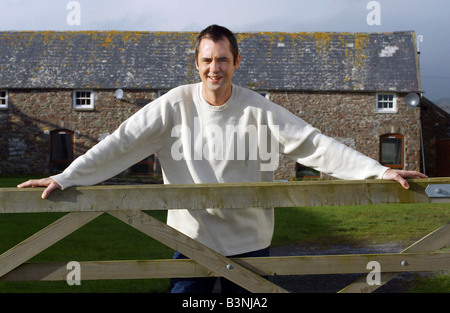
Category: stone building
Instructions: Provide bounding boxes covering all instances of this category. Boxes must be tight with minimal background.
[0,30,442,180]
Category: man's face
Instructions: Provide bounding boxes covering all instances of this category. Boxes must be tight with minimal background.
[196,37,240,104]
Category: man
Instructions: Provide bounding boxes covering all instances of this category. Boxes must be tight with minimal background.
[18,25,427,293]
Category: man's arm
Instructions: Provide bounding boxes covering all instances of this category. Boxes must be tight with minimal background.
[17,178,62,199]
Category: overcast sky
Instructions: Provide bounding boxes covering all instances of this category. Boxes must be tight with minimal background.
[2,0,450,101]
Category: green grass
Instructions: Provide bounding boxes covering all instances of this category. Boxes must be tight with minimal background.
[408,273,450,293]
[0,175,43,187]
[1,176,449,292]
[273,203,450,247]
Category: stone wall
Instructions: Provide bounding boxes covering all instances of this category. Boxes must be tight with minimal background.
[0,89,156,175]
[0,89,422,179]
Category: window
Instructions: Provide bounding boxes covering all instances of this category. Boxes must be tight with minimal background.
[376,94,397,113]
[380,134,404,169]
[50,130,74,173]
[296,163,321,179]
[0,90,8,109]
[73,90,95,110]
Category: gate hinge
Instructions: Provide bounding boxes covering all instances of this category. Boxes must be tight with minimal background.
[425,184,450,198]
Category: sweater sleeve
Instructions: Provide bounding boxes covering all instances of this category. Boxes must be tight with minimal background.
[287,131,389,180]
[268,103,389,180]
[51,99,171,190]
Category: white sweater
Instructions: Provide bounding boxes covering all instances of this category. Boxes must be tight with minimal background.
[52,83,388,255]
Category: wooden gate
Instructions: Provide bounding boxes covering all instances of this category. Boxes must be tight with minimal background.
[1,178,449,293]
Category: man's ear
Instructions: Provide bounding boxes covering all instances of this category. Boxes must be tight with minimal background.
[195,58,199,70]
[234,54,241,69]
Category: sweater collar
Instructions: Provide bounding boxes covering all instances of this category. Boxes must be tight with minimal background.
[198,83,237,112]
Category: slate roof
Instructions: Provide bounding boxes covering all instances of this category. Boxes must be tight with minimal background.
[0,30,421,92]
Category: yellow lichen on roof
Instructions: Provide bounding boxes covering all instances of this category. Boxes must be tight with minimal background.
[314,32,331,56]
[30,30,148,48]
[237,32,257,43]
[354,33,370,51]
[340,33,370,86]
[102,34,113,47]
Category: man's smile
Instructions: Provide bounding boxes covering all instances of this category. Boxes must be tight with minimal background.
[208,74,223,83]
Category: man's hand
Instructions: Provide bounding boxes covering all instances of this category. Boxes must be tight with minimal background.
[17,177,62,199]
[382,169,428,189]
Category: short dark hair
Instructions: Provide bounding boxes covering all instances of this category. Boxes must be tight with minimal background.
[195,24,239,65]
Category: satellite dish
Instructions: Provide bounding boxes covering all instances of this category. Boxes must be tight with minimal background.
[405,93,420,107]
[114,89,124,100]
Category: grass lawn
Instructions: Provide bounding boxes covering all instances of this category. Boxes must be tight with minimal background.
[0,176,449,292]
[272,203,449,247]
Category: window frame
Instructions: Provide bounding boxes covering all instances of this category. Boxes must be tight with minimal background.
[73,90,95,110]
[375,93,397,113]
[379,133,404,169]
[0,90,8,109]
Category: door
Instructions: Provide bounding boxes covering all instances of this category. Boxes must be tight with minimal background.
[435,139,450,177]
[50,130,74,173]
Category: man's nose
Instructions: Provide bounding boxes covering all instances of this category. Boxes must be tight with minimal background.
[210,59,219,73]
